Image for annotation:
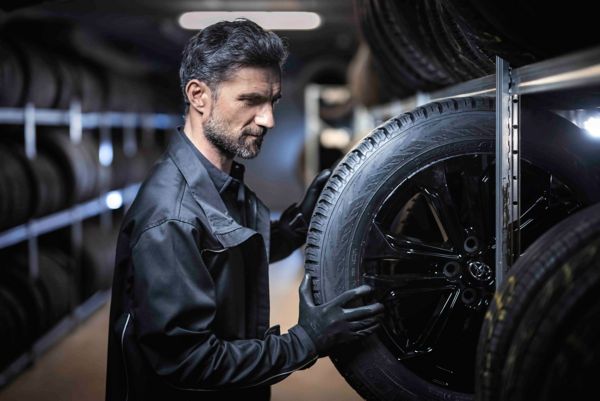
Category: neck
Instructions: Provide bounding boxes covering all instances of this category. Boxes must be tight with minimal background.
[183,115,233,173]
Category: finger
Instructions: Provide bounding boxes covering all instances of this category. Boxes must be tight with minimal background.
[343,302,385,321]
[300,169,332,216]
[313,169,332,188]
[348,318,380,330]
[329,285,375,306]
[299,273,315,307]
[355,323,380,337]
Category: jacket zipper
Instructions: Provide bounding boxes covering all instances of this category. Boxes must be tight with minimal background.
[121,313,131,401]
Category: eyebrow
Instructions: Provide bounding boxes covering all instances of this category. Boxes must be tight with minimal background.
[238,92,282,102]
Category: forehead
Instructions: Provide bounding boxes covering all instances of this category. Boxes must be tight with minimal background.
[220,66,281,94]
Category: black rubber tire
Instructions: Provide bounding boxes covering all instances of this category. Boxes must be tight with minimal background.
[353,0,412,98]
[29,153,68,216]
[476,202,600,401]
[0,40,26,107]
[0,286,29,357]
[0,147,13,229]
[0,288,24,367]
[441,0,538,68]
[373,0,452,88]
[0,144,33,228]
[465,1,599,60]
[0,289,20,369]
[38,252,73,326]
[81,223,119,299]
[14,42,60,108]
[304,97,600,401]
[38,130,98,204]
[2,263,47,343]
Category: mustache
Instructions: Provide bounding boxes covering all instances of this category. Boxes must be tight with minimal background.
[242,127,267,137]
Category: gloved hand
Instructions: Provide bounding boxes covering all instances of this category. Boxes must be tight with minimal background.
[279,169,331,238]
[297,273,384,356]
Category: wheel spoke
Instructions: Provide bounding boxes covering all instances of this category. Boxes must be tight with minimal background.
[519,194,548,231]
[412,289,461,352]
[456,156,492,242]
[364,223,460,262]
[417,174,466,250]
[376,282,461,358]
[362,272,457,296]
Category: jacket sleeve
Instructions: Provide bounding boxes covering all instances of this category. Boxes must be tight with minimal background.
[131,219,318,390]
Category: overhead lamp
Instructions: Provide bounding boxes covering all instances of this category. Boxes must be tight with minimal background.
[583,116,600,138]
[178,11,322,31]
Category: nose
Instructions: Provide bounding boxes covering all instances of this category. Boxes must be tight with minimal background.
[254,104,275,129]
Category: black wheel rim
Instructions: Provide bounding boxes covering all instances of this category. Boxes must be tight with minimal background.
[359,153,582,393]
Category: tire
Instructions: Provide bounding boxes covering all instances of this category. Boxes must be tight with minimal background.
[476,202,600,401]
[304,97,599,401]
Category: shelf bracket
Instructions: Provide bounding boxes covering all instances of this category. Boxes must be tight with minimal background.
[495,57,521,287]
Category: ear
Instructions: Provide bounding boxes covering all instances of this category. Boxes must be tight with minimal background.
[185,79,213,120]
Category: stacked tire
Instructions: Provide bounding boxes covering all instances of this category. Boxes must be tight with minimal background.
[476,202,600,401]
[0,223,119,372]
[354,0,599,102]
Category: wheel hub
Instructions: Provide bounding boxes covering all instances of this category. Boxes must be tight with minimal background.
[467,260,492,282]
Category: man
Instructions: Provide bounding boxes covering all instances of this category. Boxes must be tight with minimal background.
[106,19,384,401]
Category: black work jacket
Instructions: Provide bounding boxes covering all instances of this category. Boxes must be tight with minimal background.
[105,130,318,401]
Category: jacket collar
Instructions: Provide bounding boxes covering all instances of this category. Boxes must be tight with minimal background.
[167,128,262,249]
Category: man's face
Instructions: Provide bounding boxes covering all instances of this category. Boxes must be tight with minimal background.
[204,66,281,159]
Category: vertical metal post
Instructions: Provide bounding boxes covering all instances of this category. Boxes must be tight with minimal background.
[495,57,520,287]
[24,103,36,159]
[123,113,138,157]
[99,116,113,231]
[24,102,39,279]
[69,101,84,307]
[27,224,39,279]
[69,101,82,144]
[304,84,321,185]
[141,114,155,149]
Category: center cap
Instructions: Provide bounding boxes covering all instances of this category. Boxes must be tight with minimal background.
[468,261,492,281]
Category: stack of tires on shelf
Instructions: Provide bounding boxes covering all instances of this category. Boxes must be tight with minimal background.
[352,0,599,103]
[0,223,120,371]
[0,28,171,374]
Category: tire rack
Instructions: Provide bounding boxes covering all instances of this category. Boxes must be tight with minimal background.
[305,45,600,287]
[0,102,179,388]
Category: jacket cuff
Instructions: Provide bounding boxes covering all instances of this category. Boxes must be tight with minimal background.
[288,324,319,359]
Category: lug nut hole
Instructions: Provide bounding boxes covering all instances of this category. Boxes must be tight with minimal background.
[461,288,477,304]
[443,262,460,277]
[464,236,479,253]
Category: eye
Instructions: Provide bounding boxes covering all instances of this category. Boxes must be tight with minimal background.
[241,97,262,106]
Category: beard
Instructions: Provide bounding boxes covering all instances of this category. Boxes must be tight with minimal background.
[203,114,266,159]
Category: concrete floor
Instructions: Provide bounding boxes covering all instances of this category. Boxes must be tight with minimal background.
[0,253,362,401]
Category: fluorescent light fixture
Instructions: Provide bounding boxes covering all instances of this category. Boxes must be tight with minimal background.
[106,191,124,210]
[178,11,321,30]
[583,116,600,138]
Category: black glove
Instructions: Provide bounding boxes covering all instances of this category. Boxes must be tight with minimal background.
[278,169,332,238]
[297,273,384,356]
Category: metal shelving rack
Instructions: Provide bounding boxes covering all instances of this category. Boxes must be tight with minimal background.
[305,45,600,286]
[0,102,180,388]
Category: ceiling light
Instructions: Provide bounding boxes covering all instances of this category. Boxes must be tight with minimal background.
[178,11,322,31]
[583,116,600,138]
